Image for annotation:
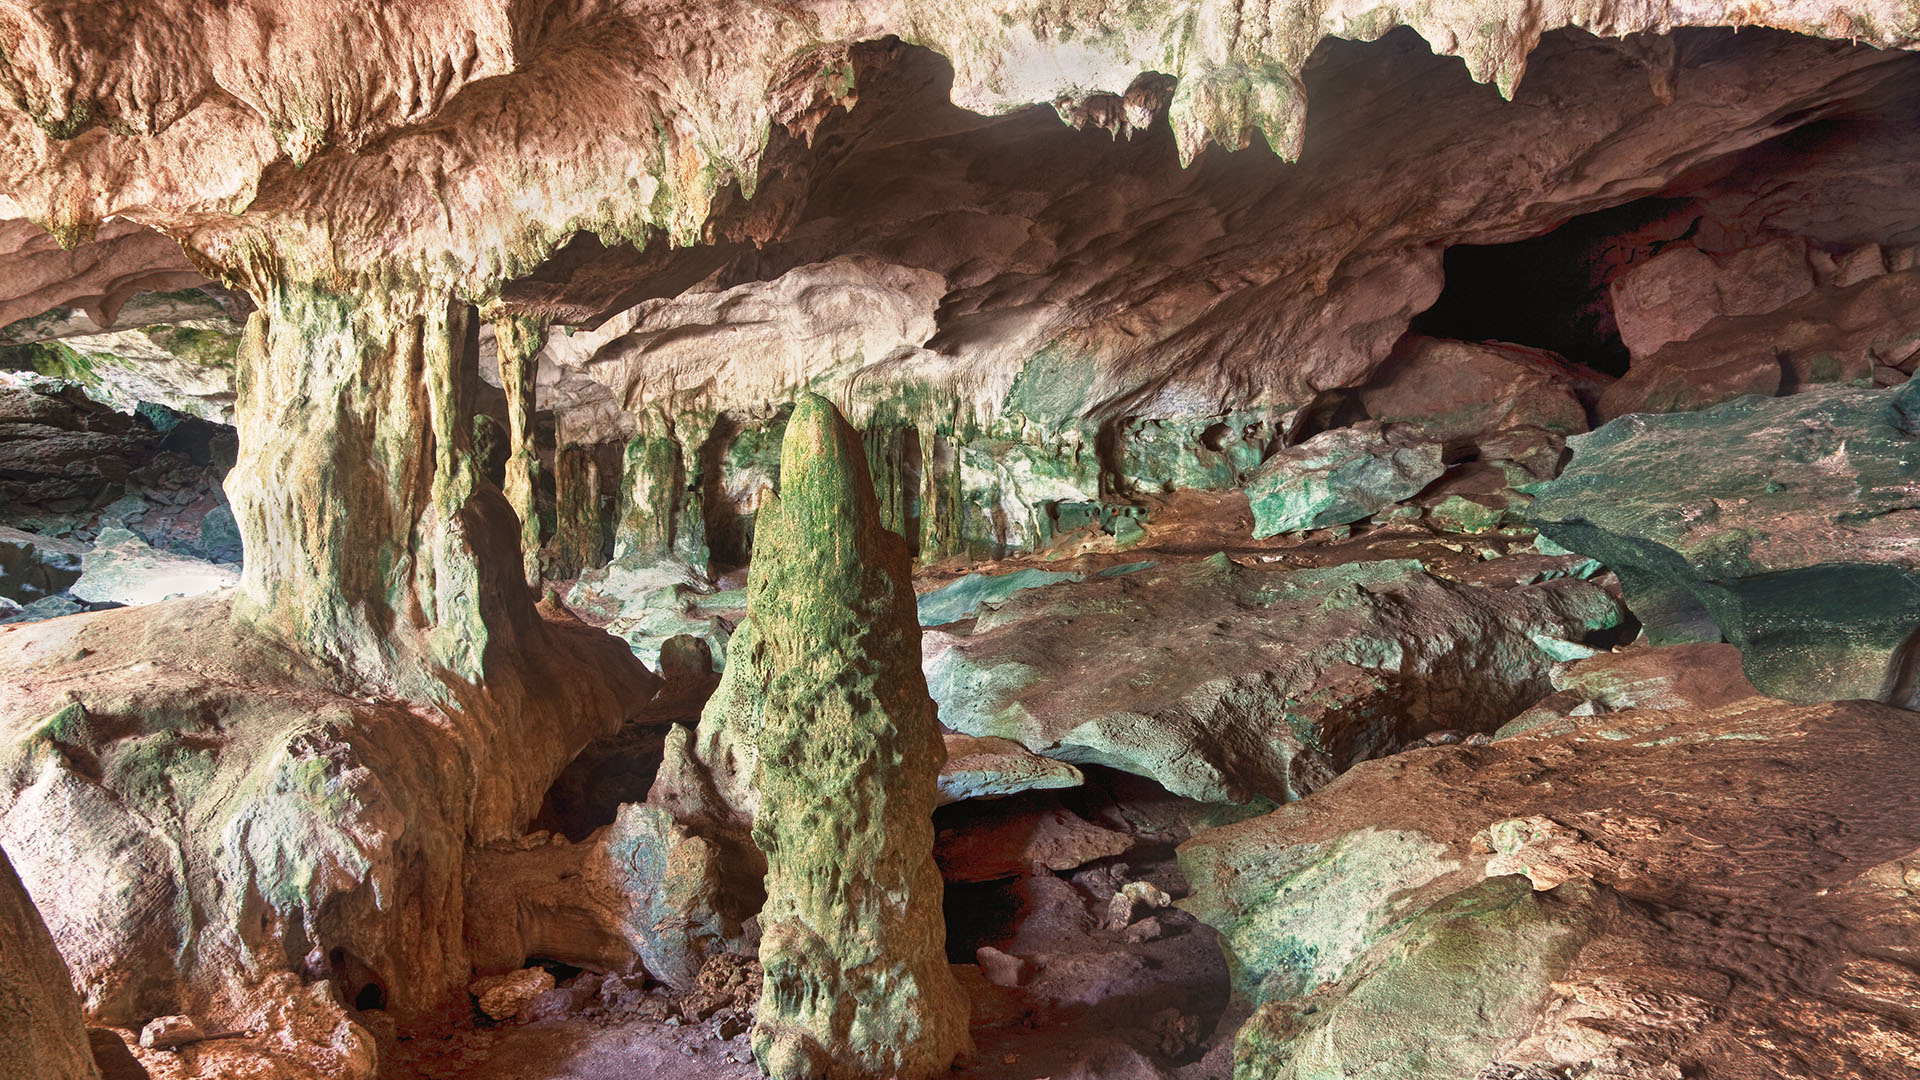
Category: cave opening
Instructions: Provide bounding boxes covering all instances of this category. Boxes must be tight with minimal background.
[1410,197,1699,377]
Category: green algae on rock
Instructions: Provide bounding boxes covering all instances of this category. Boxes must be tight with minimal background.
[1528,380,1920,705]
[741,394,969,1079]
[1244,422,1445,538]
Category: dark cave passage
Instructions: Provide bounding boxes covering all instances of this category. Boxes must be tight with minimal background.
[1409,197,1698,376]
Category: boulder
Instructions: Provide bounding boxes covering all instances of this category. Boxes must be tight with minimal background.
[1179,695,1920,1079]
[1609,239,1815,360]
[464,802,752,992]
[0,592,653,1038]
[1243,423,1445,538]
[1530,380,1920,704]
[938,733,1086,806]
[925,552,1623,804]
[1600,268,1920,420]
[1358,336,1595,447]
[0,524,84,602]
[1,844,103,1080]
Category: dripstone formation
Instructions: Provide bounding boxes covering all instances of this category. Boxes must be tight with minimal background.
[743,395,970,1080]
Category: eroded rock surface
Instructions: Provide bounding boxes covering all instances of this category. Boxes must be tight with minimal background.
[926,551,1623,804]
[1180,691,1920,1078]
[1,843,102,1080]
[1529,380,1920,704]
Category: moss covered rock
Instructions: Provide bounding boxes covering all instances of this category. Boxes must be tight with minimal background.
[1232,877,1604,1080]
[1244,423,1445,539]
[740,394,970,1079]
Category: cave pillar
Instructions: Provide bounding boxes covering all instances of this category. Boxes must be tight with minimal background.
[493,315,546,587]
[615,406,705,564]
[747,394,970,1080]
[227,283,531,694]
[549,442,604,578]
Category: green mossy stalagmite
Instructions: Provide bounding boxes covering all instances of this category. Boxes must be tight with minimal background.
[493,315,546,587]
[746,394,970,1080]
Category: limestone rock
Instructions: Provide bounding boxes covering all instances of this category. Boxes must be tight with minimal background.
[1178,696,1920,1078]
[1529,380,1920,704]
[0,524,83,602]
[1,844,103,1080]
[0,592,653,1036]
[1610,239,1815,360]
[1601,268,1920,420]
[935,796,1135,884]
[739,395,970,1079]
[565,554,738,672]
[1233,877,1605,1080]
[1357,336,1595,448]
[1244,423,1445,539]
[938,733,1086,806]
[470,969,555,1022]
[925,553,1623,804]
[68,526,238,607]
[137,1014,205,1050]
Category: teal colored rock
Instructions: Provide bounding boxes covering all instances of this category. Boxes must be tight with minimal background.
[565,554,735,671]
[917,567,1081,626]
[1528,381,1920,704]
[936,733,1085,805]
[1245,422,1445,538]
[924,554,1622,804]
[740,395,969,1079]
[1231,877,1603,1080]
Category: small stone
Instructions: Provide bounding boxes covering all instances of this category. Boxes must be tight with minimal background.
[975,946,1033,988]
[1150,1007,1202,1061]
[714,1012,749,1040]
[138,1014,205,1050]
[470,968,556,1021]
[681,1044,697,1057]
[1107,880,1173,928]
[1124,916,1168,943]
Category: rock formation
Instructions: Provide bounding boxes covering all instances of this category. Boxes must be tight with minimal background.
[1530,379,1920,704]
[741,395,969,1080]
[0,1,1917,1077]
[1,844,103,1080]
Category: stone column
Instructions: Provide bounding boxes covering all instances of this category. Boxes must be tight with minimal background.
[493,315,546,587]
[746,394,970,1080]
[550,442,604,578]
[227,283,531,695]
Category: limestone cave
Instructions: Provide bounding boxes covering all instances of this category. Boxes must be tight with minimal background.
[2,3,1918,1079]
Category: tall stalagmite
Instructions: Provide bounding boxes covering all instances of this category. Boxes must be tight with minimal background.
[745,394,969,1080]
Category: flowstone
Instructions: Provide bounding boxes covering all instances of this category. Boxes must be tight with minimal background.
[741,395,969,1080]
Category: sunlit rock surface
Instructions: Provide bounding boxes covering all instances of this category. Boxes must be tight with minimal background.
[1181,686,1920,1079]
